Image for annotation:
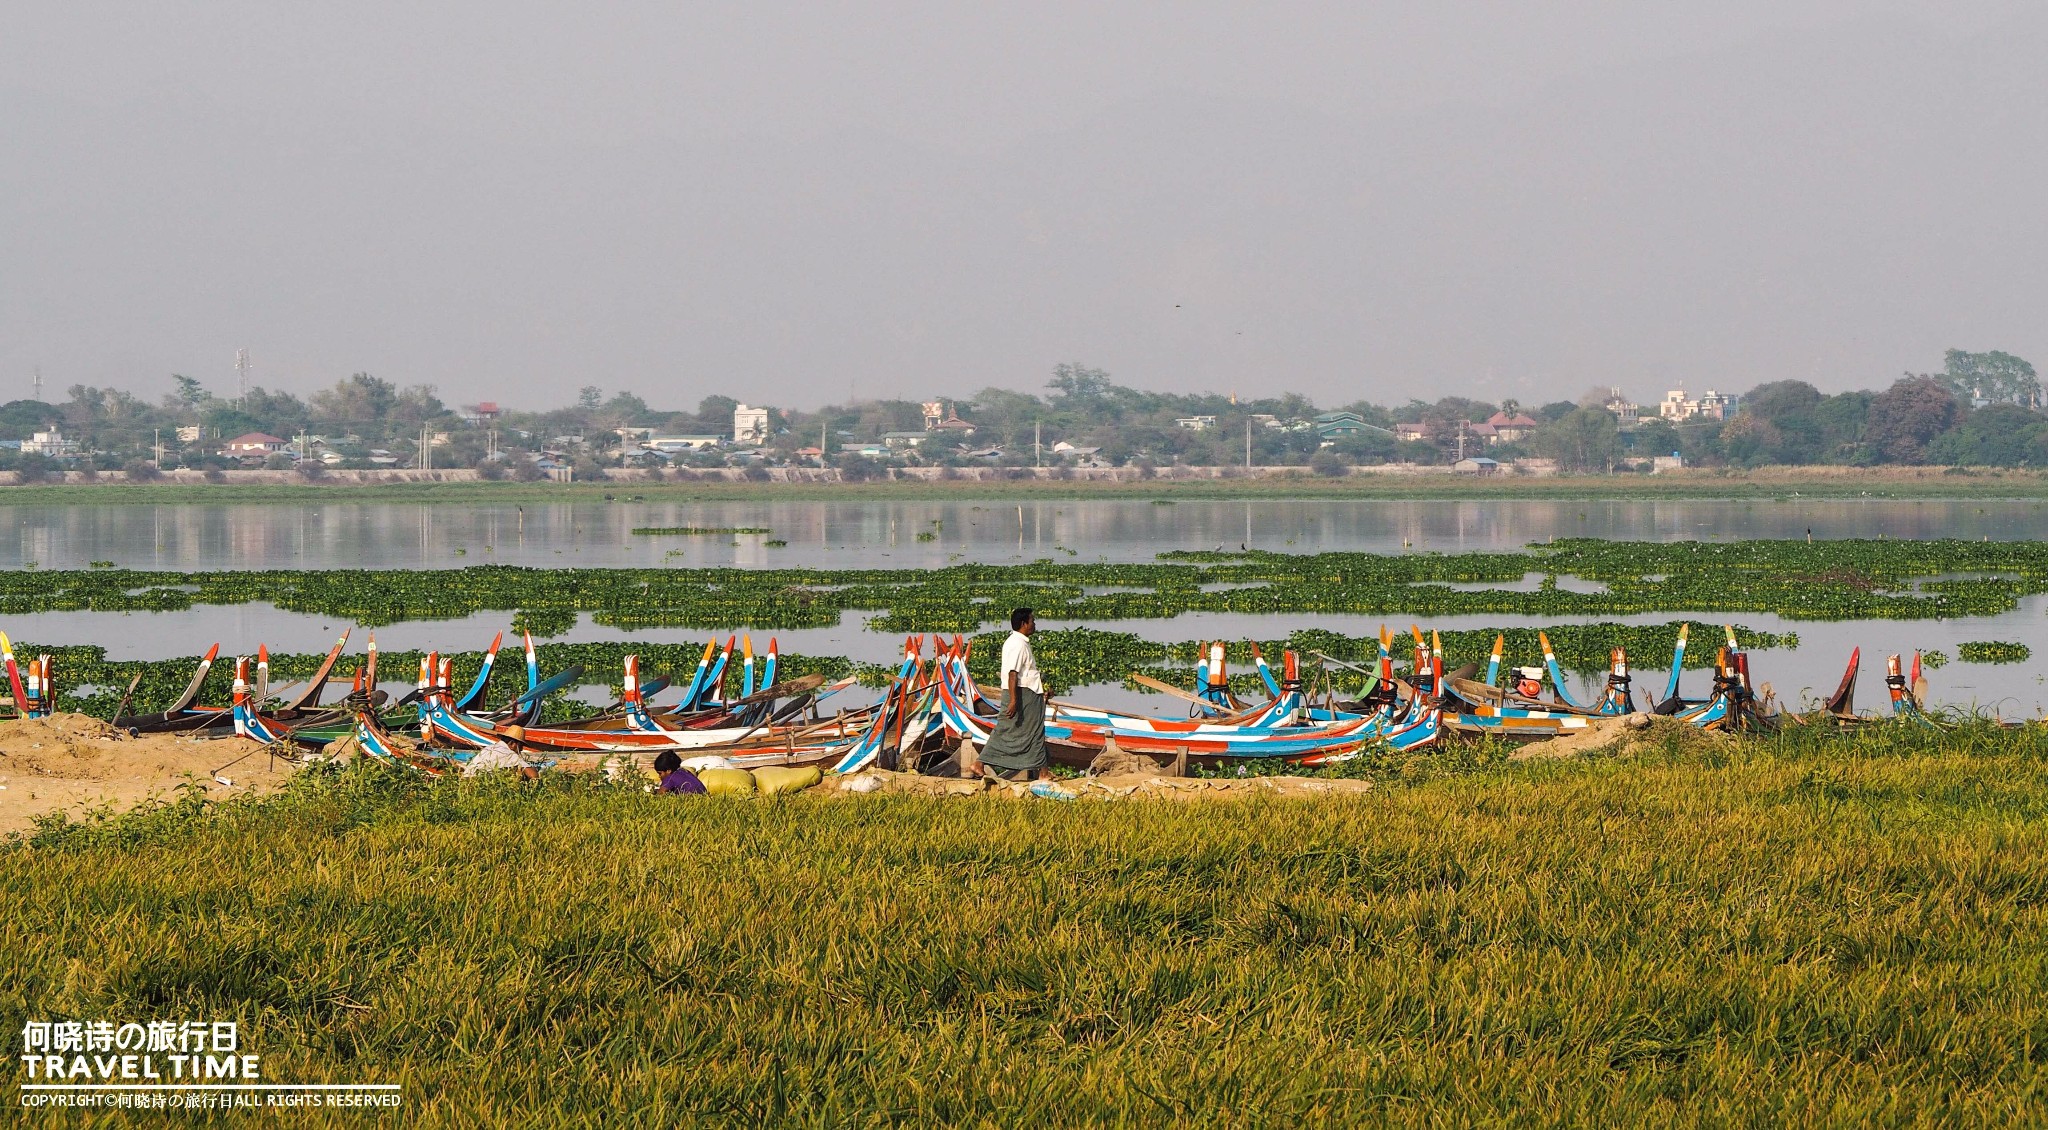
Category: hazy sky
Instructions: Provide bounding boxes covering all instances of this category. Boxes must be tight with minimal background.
[4,2,2043,411]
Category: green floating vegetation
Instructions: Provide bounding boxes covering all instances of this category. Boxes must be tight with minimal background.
[5,538,2048,636]
[13,721,2048,1122]
[1958,641,2032,664]
[1922,650,1951,668]
[629,526,771,536]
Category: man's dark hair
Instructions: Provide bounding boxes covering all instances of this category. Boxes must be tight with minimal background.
[1011,607,1034,631]
[653,751,681,774]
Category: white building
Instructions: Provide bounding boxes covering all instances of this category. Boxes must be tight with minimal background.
[643,434,724,453]
[1600,388,1640,426]
[733,404,770,445]
[1658,389,1737,422]
[1174,415,1217,431]
[21,429,79,458]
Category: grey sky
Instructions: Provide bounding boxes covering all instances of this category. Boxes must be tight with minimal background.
[4,2,2042,411]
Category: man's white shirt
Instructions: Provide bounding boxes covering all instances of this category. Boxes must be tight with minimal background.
[1000,631,1044,694]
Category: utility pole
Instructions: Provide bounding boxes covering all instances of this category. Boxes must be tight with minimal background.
[235,349,250,404]
[420,424,432,471]
[1456,420,1467,461]
[153,428,163,465]
[32,367,42,402]
[1034,420,1041,467]
[1245,418,1252,470]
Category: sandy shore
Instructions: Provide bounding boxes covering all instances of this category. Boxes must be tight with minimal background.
[0,713,296,835]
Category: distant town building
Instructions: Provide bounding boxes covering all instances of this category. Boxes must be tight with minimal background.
[1600,388,1640,426]
[1659,389,1737,421]
[21,429,79,458]
[1477,412,1539,445]
[1313,412,1374,439]
[221,432,286,456]
[641,434,724,453]
[733,403,771,445]
[1174,415,1218,431]
[1452,457,1501,475]
[175,425,203,444]
[1247,413,1282,429]
[882,431,929,449]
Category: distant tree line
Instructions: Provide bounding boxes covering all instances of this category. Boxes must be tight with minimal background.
[0,348,2037,477]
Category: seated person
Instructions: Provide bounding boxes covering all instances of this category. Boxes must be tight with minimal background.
[653,750,705,794]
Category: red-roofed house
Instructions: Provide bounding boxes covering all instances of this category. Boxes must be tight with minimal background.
[222,432,287,456]
[1480,412,1539,445]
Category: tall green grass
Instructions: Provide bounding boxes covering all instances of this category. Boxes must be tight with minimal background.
[7,722,2048,1126]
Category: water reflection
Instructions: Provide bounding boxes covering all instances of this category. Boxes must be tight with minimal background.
[6,497,2048,571]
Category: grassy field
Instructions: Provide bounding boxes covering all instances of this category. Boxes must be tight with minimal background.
[5,466,2048,504]
[8,722,2048,1126]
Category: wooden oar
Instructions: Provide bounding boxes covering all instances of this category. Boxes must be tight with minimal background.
[723,672,828,708]
[111,671,144,722]
[1127,673,1229,712]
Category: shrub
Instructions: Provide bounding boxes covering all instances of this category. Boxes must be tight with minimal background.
[12,454,56,485]
[203,468,227,484]
[512,460,547,482]
[122,459,162,483]
[741,465,771,482]
[1309,450,1350,477]
[296,460,327,481]
[474,459,505,481]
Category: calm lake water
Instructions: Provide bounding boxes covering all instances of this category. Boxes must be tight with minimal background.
[7,497,2048,571]
[8,498,2048,715]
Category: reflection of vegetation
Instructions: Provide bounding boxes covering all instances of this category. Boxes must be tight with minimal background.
[630,526,770,535]
[1958,641,2031,664]
[10,539,2048,634]
[16,720,2048,1123]
[14,468,2048,503]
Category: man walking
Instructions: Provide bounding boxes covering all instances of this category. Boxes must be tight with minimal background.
[977,607,1053,782]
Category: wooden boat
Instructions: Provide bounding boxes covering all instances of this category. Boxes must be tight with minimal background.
[922,637,1410,767]
[112,643,230,733]
[1,632,54,719]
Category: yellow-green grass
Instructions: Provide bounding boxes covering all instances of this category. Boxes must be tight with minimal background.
[7,722,2048,1126]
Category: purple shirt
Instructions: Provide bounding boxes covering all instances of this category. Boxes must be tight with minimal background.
[659,768,705,795]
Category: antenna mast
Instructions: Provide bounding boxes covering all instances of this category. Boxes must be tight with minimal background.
[235,349,250,403]
[32,367,42,402]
